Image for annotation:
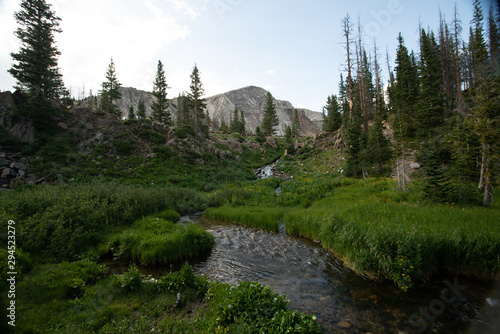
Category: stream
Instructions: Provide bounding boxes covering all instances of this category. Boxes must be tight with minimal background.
[108,214,500,333]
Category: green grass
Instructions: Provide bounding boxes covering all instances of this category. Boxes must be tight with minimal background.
[205,176,500,291]
[14,261,321,333]
[0,182,208,262]
[109,215,215,265]
[205,206,286,232]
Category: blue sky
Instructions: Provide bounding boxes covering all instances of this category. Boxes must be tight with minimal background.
[0,0,491,111]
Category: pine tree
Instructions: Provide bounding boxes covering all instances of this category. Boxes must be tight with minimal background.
[261,92,279,136]
[344,114,364,177]
[367,113,392,175]
[292,109,301,137]
[220,120,229,134]
[137,98,146,119]
[323,95,342,132]
[423,141,452,203]
[255,126,265,143]
[389,34,419,191]
[128,105,135,120]
[240,109,246,134]
[9,0,65,100]
[488,4,500,70]
[389,34,419,140]
[230,106,240,133]
[100,58,122,116]
[470,0,489,84]
[151,60,170,125]
[471,2,500,206]
[285,125,294,153]
[416,29,445,139]
[187,65,207,137]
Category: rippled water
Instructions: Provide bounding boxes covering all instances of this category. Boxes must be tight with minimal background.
[107,214,500,333]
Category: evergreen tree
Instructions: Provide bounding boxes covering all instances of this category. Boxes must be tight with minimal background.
[100,58,122,116]
[389,34,419,140]
[230,106,240,133]
[9,0,65,100]
[469,0,489,84]
[178,93,192,127]
[151,60,170,125]
[285,125,295,153]
[344,114,364,177]
[255,126,265,143]
[367,113,392,175]
[137,98,146,119]
[128,105,135,120]
[416,29,445,139]
[187,65,207,136]
[488,4,500,70]
[292,109,301,137]
[422,141,452,203]
[220,120,229,134]
[261,92,279,136]
[338,74,350,116]
[322,95,342,132]
[240,109,246,134]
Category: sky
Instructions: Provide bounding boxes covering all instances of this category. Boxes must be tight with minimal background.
[0,0,493,111]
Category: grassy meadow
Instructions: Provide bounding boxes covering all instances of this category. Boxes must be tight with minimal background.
[207,176,500,291]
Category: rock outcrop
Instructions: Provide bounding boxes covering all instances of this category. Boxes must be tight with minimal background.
[205,86,323,137]
[0,91,35,143]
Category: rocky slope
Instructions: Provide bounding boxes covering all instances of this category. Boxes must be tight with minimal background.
[115,86,323,137]
[205,86,323,137]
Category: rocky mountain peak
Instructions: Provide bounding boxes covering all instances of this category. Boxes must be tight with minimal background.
[114,86,323,137]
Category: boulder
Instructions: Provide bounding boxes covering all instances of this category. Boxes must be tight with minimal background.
[0,91,15,109]
[410,163,421,169]
[265,136,277,149]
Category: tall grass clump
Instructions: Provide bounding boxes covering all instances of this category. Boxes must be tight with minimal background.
[284,178,500,291]
[110,216,214,265]
[205,206,286,232]
[0,182,208,261]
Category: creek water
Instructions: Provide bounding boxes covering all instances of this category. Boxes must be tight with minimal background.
[108,213,500,333]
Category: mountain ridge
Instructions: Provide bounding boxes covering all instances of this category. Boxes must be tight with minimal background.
[115,86,323,137]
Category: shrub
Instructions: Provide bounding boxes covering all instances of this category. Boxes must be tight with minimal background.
[155,209,181,222]
[115,264,142,293]
[174,125,195,139]
[209,281,322,333]
[139,129,166,144]
[158,263,208,298]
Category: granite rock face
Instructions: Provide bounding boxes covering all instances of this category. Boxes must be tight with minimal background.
[205,86,323,137]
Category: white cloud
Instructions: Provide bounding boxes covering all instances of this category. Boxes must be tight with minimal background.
[265,69,275,76]
[52,0,192,93]
[164,0,200,20]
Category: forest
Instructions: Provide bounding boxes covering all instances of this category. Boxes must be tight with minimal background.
[321,1,499,207]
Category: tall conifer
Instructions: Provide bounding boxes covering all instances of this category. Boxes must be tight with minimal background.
[9,0,65,100]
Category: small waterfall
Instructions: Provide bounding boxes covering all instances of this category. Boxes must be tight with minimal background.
[254,159,280,180]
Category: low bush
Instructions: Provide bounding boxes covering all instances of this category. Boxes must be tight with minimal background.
[139,128,166,144]
[208,281,322,333]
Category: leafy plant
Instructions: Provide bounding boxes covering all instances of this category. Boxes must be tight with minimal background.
[115,264,142,292]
